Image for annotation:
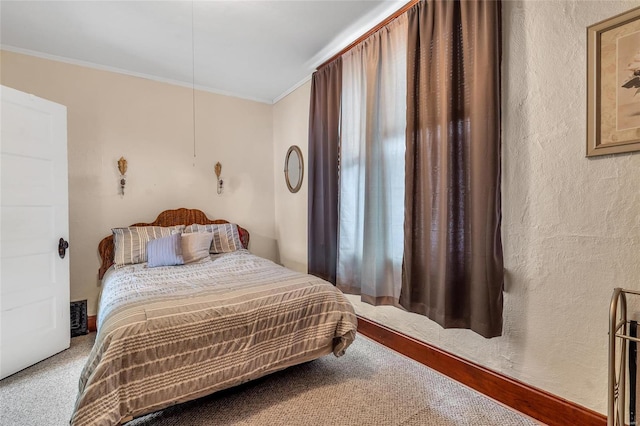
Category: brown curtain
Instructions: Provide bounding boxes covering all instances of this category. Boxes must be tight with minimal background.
[308,59,342,284]
[400,0,503,338]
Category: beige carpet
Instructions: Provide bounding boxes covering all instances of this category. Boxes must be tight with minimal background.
[0,333,539,426]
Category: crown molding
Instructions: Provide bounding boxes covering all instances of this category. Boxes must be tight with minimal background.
[1,45,273,105]
[272,74,312,104]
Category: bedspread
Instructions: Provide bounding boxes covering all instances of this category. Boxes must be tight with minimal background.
[70,250,357,426]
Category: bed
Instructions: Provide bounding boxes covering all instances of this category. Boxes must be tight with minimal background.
[70,208,357,426]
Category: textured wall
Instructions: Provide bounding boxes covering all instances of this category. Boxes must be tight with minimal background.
[272,81,311,272]
[275,0,640,414]
[1,50,276,316]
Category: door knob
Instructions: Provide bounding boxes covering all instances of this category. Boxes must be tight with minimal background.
[58,238,69,259]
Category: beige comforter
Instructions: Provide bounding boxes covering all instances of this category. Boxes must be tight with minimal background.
[70,250,357,426]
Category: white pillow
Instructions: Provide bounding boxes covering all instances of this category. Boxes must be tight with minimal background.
[181,232,214,263]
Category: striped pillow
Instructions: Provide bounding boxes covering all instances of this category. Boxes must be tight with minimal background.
[112,225,185,268]
[147,233,184,268]
[183,223,243,253]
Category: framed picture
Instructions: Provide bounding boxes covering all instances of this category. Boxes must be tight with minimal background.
[587,7,640,157]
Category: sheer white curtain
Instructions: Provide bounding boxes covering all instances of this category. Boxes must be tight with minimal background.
[336,15,408,305]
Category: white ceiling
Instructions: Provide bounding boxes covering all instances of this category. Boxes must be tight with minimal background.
[0,1,405,103]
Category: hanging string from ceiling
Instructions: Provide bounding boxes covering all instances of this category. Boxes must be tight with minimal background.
[191,0,196,159]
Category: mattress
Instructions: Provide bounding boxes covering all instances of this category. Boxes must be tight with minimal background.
[71,250,357,426]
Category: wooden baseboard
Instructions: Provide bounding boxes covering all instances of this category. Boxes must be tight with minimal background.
[357,316,606,426]
[88,315,96,333]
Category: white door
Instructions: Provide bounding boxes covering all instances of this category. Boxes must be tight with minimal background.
[0,85,70,379]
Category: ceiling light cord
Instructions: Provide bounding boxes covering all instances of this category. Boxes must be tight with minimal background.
[192,0,196,159]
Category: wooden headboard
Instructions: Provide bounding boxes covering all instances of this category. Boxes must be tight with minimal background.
[98,208,250,279]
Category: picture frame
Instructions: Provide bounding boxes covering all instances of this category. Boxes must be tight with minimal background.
[587,6,640,157]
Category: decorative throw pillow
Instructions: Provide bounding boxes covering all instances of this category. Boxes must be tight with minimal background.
[147,233,184,268]
[181,232,214,263]
[112,225,185,268]
[183,223,243,253]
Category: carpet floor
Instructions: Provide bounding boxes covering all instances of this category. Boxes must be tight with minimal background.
[0,333,539,425]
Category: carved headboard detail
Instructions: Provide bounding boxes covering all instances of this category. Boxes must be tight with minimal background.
[98,208,250,279]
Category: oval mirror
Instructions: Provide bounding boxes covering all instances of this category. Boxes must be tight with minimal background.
[284,145,303,193]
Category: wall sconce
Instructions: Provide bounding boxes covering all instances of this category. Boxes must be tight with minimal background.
[118,157,127,196]
[214,162,224,194]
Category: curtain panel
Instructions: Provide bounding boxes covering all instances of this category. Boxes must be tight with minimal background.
[337,15,408,305]
[308,59,342,284]
[400,0,504,338]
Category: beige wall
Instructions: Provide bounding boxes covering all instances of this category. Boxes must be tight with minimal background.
[272,80,310,273]
[272,0,640,415]
[1,50,276,315]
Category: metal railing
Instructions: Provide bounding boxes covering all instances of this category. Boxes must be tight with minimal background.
[608,288,640,426]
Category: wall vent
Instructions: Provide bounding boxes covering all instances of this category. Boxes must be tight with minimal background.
[70,300,88,337]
